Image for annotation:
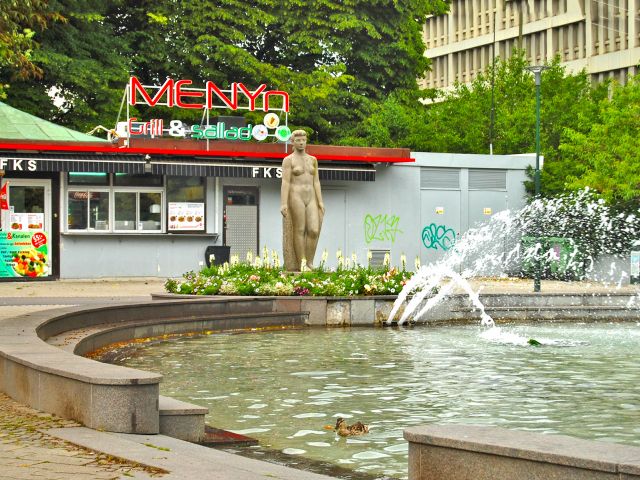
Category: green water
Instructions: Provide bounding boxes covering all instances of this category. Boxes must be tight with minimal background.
[114,323,640,479]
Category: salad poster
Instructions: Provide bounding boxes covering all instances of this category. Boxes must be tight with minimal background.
[0,231,49,278]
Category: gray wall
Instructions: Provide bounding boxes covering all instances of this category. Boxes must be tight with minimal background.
[59,152,534,277]
[60,234,217,278]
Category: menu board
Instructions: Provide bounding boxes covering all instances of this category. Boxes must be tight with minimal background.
[168,203,205,231]
[0,231,49,278]
[10,213,44,231]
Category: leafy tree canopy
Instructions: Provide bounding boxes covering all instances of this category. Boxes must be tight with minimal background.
[0,0,450,142]
[561,75,640,205]
[343,50,629,202]
[0,0,64,98]
[2,0,131,129]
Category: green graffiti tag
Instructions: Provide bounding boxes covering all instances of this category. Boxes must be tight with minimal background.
[364,214,403,244]
[422,223,456,251]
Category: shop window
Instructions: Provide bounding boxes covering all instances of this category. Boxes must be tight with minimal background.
[114,192,136,230]
[114,191,162,231]
[67,171,164,233]
[140,192,162,230]
[167,176,205,202]
[167,176,205,232]
[67,191,110,230]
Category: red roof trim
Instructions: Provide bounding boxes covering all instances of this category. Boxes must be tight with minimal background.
[0,141,414,163]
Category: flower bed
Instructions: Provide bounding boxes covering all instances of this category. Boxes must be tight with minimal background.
[164,252,414,297]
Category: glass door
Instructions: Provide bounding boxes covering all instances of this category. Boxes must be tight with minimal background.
[0,179,52,278]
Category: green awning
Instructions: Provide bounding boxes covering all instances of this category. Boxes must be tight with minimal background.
[0,102,107,142]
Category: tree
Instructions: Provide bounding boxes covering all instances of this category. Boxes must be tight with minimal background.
[2,0,450,142]
[341,50,603,199]
[1,0,131,131]
[561,75,640,204]
[0,1,63,98]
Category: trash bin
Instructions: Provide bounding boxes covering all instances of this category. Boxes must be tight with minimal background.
[205,245,230,267]
[521,236,583,279]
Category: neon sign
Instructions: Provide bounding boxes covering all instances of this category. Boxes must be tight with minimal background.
[123,117,292,142]
[128,77,289,112]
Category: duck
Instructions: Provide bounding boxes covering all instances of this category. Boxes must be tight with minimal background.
[334,417,369,436]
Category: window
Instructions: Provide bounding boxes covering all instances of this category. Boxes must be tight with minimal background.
[66,173,163,233]
[67,191,110,230]
[114,192,136,230]
[166,177,206,232]
[167,176,205,203]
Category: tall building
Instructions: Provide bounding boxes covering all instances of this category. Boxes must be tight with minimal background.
[423,0,639,89]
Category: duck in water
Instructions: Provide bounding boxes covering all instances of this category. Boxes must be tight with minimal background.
[334,417,369,436]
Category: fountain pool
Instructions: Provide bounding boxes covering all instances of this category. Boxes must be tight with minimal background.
[111,322,640,480]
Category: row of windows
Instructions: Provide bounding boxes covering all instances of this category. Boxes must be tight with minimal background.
[66,173,206,233]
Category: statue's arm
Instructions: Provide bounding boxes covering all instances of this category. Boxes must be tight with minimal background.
[312,156,324,215]
[280,156,292,217]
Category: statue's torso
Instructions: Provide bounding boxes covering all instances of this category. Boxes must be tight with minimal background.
[288,154,316,205]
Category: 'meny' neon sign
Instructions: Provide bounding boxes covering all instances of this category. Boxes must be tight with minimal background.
[128,77,289,112]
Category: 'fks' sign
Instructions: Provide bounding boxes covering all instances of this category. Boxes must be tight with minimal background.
[0,158,37,172]
[251,167,282,179]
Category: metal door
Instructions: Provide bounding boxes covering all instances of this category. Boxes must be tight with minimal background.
[223,186,259,260]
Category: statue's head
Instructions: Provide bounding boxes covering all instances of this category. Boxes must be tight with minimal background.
[291,129,307,151]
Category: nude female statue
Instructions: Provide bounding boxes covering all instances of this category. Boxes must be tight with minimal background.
[281,130,324,270]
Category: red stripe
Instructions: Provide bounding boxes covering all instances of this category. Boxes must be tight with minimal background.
[0,141,413,163]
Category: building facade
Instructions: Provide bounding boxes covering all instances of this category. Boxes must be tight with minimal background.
[0,145,534,279]
[423,0,640,90]
[0,96,535,281]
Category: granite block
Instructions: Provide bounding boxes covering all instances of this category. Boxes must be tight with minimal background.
[90,383,159,434]
[0,356,41,408]
[326,301,350,326]
[349,299,375,325]
[300,299,327,326]
[38,372,93,426]
[375,299,405,324]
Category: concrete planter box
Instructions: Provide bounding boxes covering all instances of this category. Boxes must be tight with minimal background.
[405,424,640,480]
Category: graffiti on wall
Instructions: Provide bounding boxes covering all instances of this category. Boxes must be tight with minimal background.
[422,223,456,251]
[364,214,403,244]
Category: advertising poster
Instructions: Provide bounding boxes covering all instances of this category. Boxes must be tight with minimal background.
[168,203,205,231]
[0,231,49,278]
[10,213,44,231]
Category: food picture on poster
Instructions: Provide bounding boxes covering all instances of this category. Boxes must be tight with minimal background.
[10,213,44,231]
[0,231,49,278]
[168,203,205,231]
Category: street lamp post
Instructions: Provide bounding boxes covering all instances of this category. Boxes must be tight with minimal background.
[525,65,549,293]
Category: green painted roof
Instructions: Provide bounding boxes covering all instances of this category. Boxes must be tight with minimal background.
[0,102,107,142]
